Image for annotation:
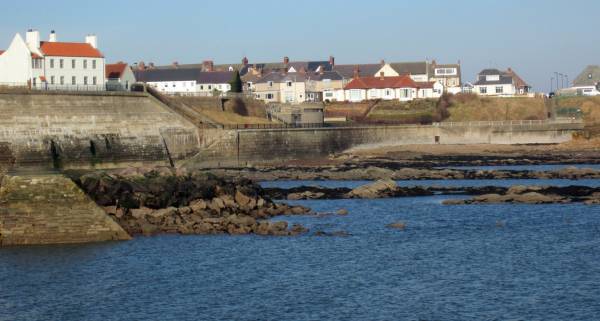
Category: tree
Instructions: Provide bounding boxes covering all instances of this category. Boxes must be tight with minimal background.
[229,70,243,93]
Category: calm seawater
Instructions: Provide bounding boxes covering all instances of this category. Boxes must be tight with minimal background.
[1,180,600,320]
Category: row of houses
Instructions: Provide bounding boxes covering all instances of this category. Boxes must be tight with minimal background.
[0,28,537,103]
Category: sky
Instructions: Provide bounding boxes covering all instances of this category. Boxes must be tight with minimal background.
[1,0,598,92]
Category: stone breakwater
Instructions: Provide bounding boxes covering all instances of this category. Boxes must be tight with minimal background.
[209,165,600,182]
[70,168,312,237]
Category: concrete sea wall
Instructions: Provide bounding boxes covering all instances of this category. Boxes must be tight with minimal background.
[0,91,200,170]
[0,174,130,246]
[192,121,583,167]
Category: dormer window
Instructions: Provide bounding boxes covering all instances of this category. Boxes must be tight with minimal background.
[486,75,500,82]
[435,68,457,76]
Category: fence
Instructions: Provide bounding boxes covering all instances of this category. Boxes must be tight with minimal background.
[159,91,253,98]
[433,119,583,127]
[0,82,128,92]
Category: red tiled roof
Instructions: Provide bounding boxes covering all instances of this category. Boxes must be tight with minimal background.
[39,41,103,58]
[31,52,42,59]
[106,63,128,79]
[0,50,5,56]
[415,81,436,89]
[344,75,418,90]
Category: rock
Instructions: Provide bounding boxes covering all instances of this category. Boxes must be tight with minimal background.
[336,208,349,216]
[513,192,563,204]
[290,206,309,215]
[131,207,154,219]
[347,179,398,199]
[289,224,309,236]
[178,206,192,215]
[386,221,406,230]
[227,214,256,227]
[140,223,158,236]
[442,199,466,205]
[189,199,207,212]
[235,190,253,207]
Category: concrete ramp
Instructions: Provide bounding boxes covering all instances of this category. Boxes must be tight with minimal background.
[0,174,130,246]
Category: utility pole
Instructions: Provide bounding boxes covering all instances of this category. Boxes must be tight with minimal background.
[554,72,559,91]
[565,75,569,88]
[559,73,564,89]
[551,77,554,92]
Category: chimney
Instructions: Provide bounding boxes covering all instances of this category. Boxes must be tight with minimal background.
[242,56,249,65]
[319,66,324,75]
[85,34,98,49]
[380,59,385,65]
[148,62,155,69]
[25,29,40,49]
[283,56,290,65]
[138,61,146,70]
[202,60,214,72]
[173,61,179,68]
[329,56,335,67]
[432,59,437,66]
[353,65,360,79]
[379,71,385,80]
[49,30,57,42]
[507,67,513,73]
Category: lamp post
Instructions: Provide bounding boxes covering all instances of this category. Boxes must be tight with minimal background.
[559,73,564,89]
[554,72,559,91]
[565,75,569,88]
[551,77,554,92]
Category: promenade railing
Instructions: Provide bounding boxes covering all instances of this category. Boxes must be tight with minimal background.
[0,82,127,92]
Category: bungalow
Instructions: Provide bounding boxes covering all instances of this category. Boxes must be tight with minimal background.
[343,74,442,102]
[253,72,307,103]
[473,68,531,97]
[375,61,429,82]
[134,68,234,96]
[106,62,136,91]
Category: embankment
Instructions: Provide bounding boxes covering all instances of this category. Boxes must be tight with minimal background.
[0,91,200,170]
[191,120,583,167]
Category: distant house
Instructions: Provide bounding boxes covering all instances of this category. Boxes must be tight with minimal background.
[134,68,234,95]
[375,61,429,82]
[428,60,462,94]
[473,68,531,96]
[571,65,600,96]
[343,74,443,102]
[106,62,136,91]
[0,29,105,89]
[305,71,345,102]
[253,72,307,103]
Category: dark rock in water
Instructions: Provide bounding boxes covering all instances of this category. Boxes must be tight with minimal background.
[313,230,352,237]
[69,168,312,237]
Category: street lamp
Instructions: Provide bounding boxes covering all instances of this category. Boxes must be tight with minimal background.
[554,72,559,91]
[565,75,569,88]
[551,77,554,92]
[559,73,564,89]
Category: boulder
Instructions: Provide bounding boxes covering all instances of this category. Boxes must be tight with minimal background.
[189,199,207,212]
[131,207,154,219]
[336,208,349,216]
[347,179,398,199]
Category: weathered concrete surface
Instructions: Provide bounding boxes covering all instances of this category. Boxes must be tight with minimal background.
[0,91,200,170]
[0,174,131,246]
[191,121,583,167]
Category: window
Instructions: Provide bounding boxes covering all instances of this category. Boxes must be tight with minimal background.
[479,87,487,94]
[287,81,292,87]
[60,76,64,85]
[589,73,593,79]
[200,85,204,90]
[72,76,76,85]
[92,60,97,69]
[72,59,76,69]
[495,86,503,94]
[84,76,88,85]
[208,85,212,90]
[93,77,97,85]
[266,93,274,99]
[325,92,333,97]
[268,81,273,87]
[50,59,54,68]
[83,60,87,69]
[32,78,37,86]
[435,68,457,76]
[50,76,55,84]
[59,59,64,69]
[385,89,391,96]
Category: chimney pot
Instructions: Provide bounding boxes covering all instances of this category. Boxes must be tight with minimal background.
[432,59,437,65]
[329,56,335,67]
[380,71,385,80]
[242,56,249,65]
[353,65,360,79]
[284,56,290,65]
[380,59,385,65]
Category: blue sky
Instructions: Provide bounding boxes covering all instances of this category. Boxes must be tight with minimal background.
[1,0,598,91]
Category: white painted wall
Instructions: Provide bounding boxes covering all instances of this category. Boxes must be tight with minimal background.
[0,34,33,84]
[44,56,105,88]
[474,83,516,96]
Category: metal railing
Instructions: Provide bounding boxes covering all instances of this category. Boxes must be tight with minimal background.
[0,82,127,92]
[434,119,583,127]
[158,90,253,98]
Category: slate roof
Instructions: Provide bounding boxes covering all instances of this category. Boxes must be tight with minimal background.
[134,68,233,84]
[573,65,600,87]
[333,64,383,78]
[388,61,428,75]
[344,75,418,90]
[287,61,333,72]
[255,72,307,84]
[429,63,461,79]
[473,68,529,87]
[39,41,103,58]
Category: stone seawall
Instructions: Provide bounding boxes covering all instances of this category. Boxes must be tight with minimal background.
[0,174,130,246]
[0,91,200,170]
[191,121,583,167]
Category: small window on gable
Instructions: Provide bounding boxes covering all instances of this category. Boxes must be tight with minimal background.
[268,81,273,87]
[287,81,292,87]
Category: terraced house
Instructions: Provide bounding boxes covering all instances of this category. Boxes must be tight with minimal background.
[0,29,105,89]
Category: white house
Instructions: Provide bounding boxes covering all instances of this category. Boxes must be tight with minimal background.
[133,68,234,96]
[0,29,105,89]
[106,62,136,91]
[375,60,462,94]
[343,75,443,102]
[473,68,531,97]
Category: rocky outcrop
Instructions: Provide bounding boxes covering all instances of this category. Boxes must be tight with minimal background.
[70,168,311,237]
[443,185,600,205]
[347,179,398,199]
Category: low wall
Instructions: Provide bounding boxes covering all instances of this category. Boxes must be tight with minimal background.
[190,121,583,167]
[0,91,200,170]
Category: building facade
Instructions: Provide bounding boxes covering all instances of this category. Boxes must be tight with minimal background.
[134,68,234,95]
[0,29,105,89]
[106,62,136,91]
[473,68,531,97]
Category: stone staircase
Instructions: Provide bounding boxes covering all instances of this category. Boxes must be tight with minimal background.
[0,174,131,246]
